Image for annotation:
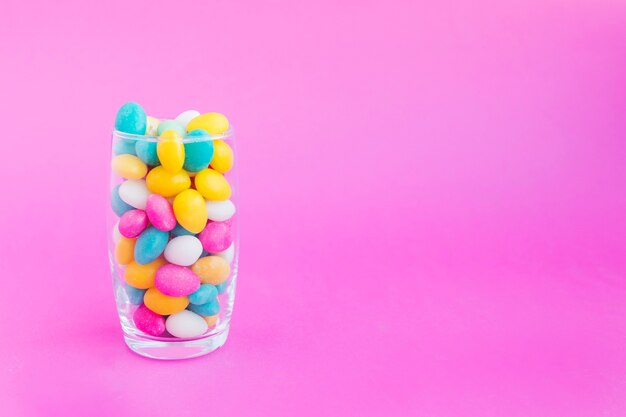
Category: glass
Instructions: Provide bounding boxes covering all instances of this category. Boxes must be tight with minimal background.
[107,127,238,360]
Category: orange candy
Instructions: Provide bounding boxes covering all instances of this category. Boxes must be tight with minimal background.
[144,287,189,315]
[191,256,230,285]
[124,258,167,289]
[115,237,136,265]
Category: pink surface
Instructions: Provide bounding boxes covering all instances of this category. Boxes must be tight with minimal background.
[1,1,625,416]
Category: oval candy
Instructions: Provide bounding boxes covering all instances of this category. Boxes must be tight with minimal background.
[146,116,160,136]
[119,179,151,210]
[205,199,235,222]
[175,110,200,128]
[144,287,189,315]
[173,189,208,234]
[145,194,176,231]
[194,168,231,201]
[119,209,149,238]
[155,264,201,296]
[115,102,147,135]
[187,297,220,316]
[135,141,160,166]
[188,284,218,305]
[124,257,167,289]
[133,303,165,336]
[146,166,191,197]
[125,284,146,305]
[111,184,134,216]
[134,227,169,264]
[114,237,136,265]
[198,221,233,253]
[191,255,230,285]
[164,235,203,266]
[111,154,147,180]
[183,129,214,172]
[210,140,234,173]
[113,139,136,156]
[166,310,208,338]
[187,112,229,135]
[214,242,235,264]
[157,130,185,173]
[157,120,186,137]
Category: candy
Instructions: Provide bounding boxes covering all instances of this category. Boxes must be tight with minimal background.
[214,242,235,264]
[145,194,176,231]
[112,220,122,243]
[144,287,189,315]
[164,235,203,266]
[115,102,147,135]
[173,189,208,234]
[113,139,136,156]
[124,257,167,289]
[187,297,220,316]
[157,120,186,137]
[191,255,230,285]
[215,281,229,294]
[135,141,160,166]
[165,310,208,338]
[171,223,195,237]
[133,304,165,336]
[146,116,160,136]
[145,166,190,197]
[118,179,150,210]
[175,110,200,128]
[118,209,149,238]
[111,154,148,180]
[110,184,134,216]
[198,221,233,253]
[187,112,229,134]
[210,140,234,173]
[188,284,218,305]
[194,168,231,200]
[183,129,214,172]
[204,314,219,328]
[157,130,185,173]
[155,264,201,296]
[114,237,136,265]
[134,227,169,264]
[125,284,146,305]
[205,199,236,222]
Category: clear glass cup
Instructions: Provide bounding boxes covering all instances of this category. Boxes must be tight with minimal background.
[107,126,238,360]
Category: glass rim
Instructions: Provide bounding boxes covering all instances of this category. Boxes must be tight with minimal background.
[112,127,234,143]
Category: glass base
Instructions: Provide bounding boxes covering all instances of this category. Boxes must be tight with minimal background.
[123,328,229,360]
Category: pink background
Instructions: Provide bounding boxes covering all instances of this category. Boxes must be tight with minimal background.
[1,0,625,416]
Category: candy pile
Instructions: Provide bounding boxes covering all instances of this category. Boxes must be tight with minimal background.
[110,102,236,339]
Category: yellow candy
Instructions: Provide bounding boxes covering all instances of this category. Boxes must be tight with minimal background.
[146,166,191,197]
[191,256,230,285]
[115,237,136,265]
[124,258,167,289]
[173,189,208,233]
[111,154,148,180]
[210,140,234,173]
[204,314,219,328]
[144,287,189,315]
[157,130,185,173]
[194,168,231,201]
[186,112,229,135]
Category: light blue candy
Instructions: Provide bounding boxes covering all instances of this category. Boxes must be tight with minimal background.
[188,284,218,305]
[216,281,229,295]
[115,102,147,135]
[187,297,220,316]
[157,120,186,137]
[135,141,160,166]
[113,139,136,155]
[134,227,169,264]
[125,284,146,305]
[110,184,133,216]
[183,129,214,172]
[171,223,195,237]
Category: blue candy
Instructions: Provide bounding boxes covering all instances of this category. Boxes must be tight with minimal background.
[188,284,218,305]
[134,227,169,264]
[187,297,220,316]
[110,184,134,216]
[157,119,186,137]
[125,284,146,305]
[135,141,160,166]
[113,139,137,155]
[171,223,195,237]
[215,281,229,295]
[115,102,147,135]
[183,129,214,172]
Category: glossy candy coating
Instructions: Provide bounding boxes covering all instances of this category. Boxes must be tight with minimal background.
[187,112,229,135]
[157,130,185,173]
[188,284,218,305]
[173,189,207,234]
[157,120,186,137]
[187,297,220,316]
[134,227,169,264]
[135,141,160,166]
[194,168,231,201]
[133,304,165,336]
[191,255,230,285]
[210,140,234,173]
[145,194,176,231]
[146,166,190,197]
[198,221,233,253]
[119,179,150,210]
[166,310,208,338]
[124,257,167,289]
[110,184,134,216]
[155,264,201,296]
[183,129,214,172]
[111,154,147,180]
[144,287,189,315]
[114,237,136,265]
[119,209,149,238]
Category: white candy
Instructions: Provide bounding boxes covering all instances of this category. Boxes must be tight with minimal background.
[164,235,203,266]
[205,199,236,222]
[113,220,122,243]
[175,110,200,129]
[146,116,160,136]
[214,242,235,264]
[166,310,209,338]
[119,179,151,210]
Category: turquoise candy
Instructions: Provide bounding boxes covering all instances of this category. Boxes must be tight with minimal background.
[134,227,169,264]
[216,281,229,295]
[115,102,147,135]
[157,120,186,137]
[113,139,136,155]
[183,129,214,172]
[171,223,195,237]
[135,141,160,166]
[188,284,218,305]
[187,297,220,316]
[125,284,146,305]
[111,184,134,216]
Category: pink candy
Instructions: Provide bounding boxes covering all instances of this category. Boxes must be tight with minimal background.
[145,194,176,231]
[198,220,233,253]
[119,209,149,238]
[133,304,166,336]
[155,264,200,296]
